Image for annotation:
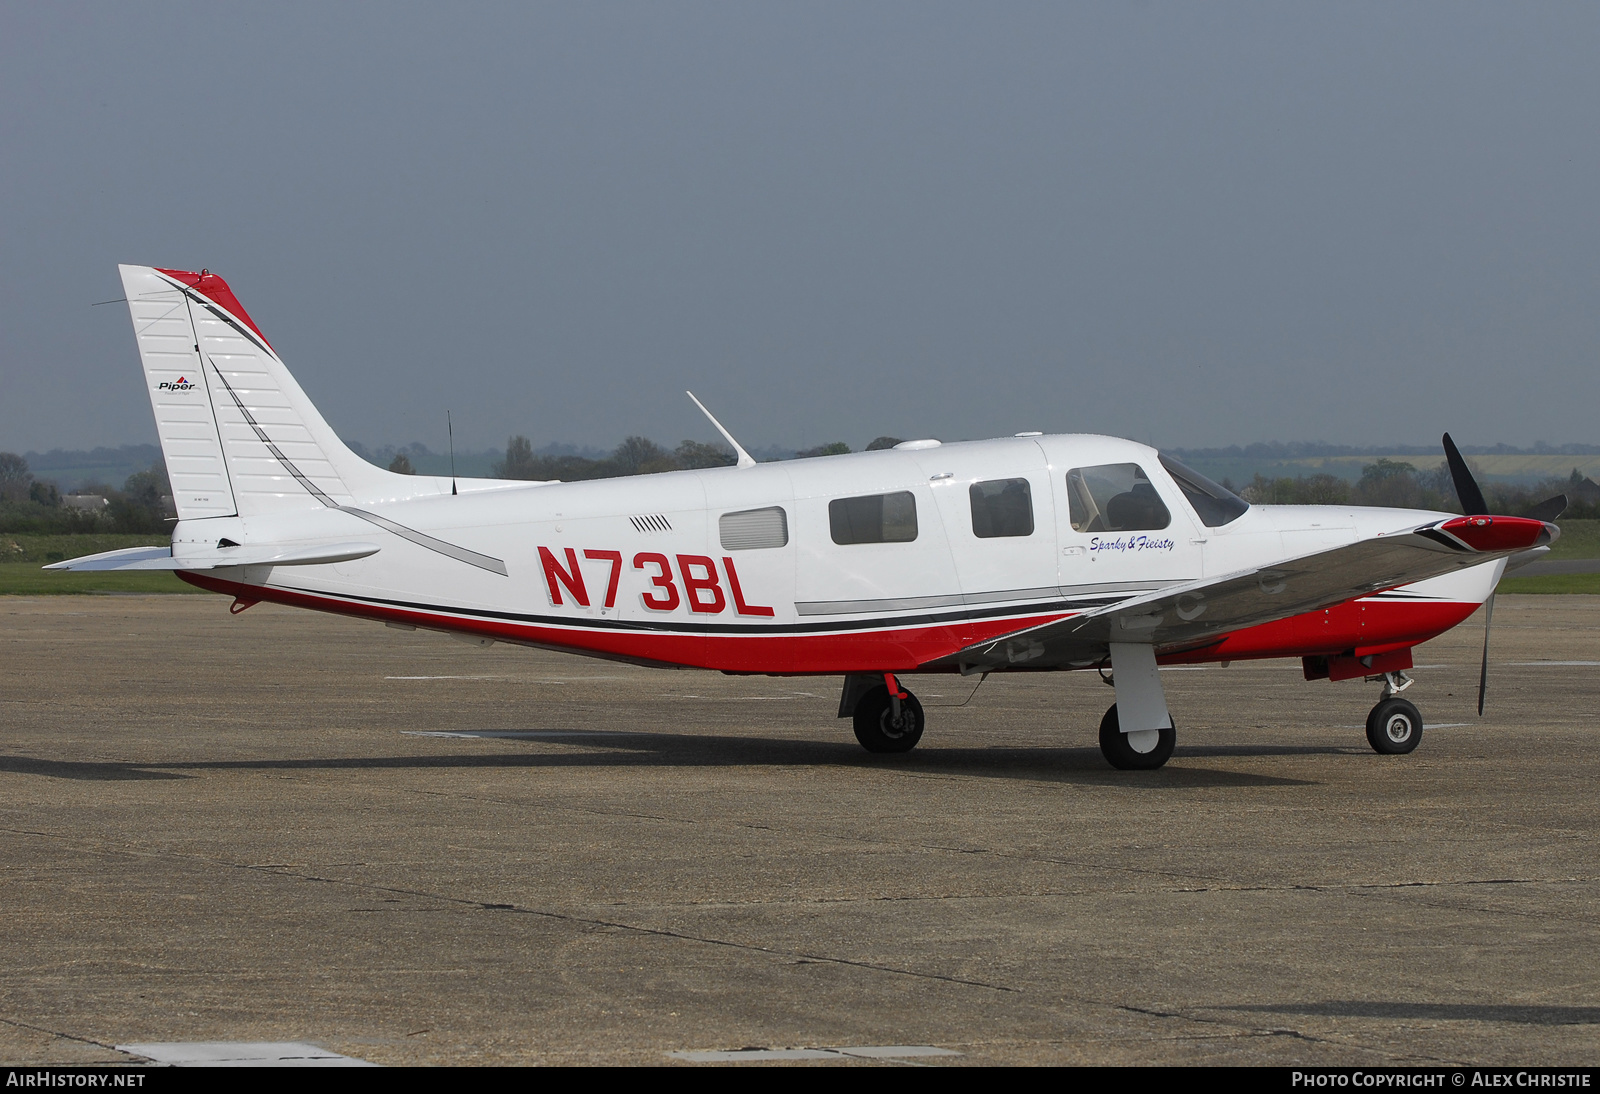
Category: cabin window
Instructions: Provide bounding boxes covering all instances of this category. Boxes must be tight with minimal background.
[719,506,789,550]
[969,478,1034,538]
[1158,454,1249,527]
[829,491,918,545]
[1066,464,1171,533]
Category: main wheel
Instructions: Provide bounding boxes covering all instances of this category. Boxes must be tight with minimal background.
[1098,703,1176,770]
[852,684,924,753]
[1366,697,1423,755]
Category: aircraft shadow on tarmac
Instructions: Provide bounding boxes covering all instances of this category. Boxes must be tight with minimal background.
[1218,1001,1600,1026]
[0,733,1316,788]
[0,756,195,782]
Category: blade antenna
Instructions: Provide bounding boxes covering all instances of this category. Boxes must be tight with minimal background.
[1442,433,1488,516]
[685,391,756,469]
[448,411,458,496]
[1477,592,1495,717]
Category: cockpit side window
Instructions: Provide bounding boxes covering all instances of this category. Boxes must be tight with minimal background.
[1158,454,1250,527]
[1066,464,1171,533]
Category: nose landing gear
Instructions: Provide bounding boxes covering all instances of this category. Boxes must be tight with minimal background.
[1365,671,1423,755]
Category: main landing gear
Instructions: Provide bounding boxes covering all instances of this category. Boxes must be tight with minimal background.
[1366,671,1423,755]
[851,674,925,753]
[839,666,1176,771]
[1098,703,1176,770]
[838,663,1425,764]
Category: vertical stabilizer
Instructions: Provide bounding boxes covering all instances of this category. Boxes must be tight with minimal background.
[120,265,398,518]
[121,266,239,519]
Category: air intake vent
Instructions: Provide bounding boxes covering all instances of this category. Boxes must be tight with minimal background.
[630,514,672,533]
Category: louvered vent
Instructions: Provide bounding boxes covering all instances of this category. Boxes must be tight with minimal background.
[719,506,789,550]
[630,514,672,533]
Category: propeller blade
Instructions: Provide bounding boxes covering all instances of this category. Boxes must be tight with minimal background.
[1443,433,1489,516]
[1477,592,1495,717]
[1525,493,1568,523]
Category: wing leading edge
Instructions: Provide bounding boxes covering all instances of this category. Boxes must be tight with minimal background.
[947,515,1557,673]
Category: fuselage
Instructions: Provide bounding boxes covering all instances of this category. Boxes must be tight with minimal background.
[177,433,1496,675]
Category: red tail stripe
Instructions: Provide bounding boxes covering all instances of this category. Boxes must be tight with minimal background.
[155,267,273,348]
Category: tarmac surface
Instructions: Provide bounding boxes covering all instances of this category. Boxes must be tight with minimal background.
[1,593,1597,1066]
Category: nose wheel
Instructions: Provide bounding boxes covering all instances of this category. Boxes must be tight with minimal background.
[1366,696,1423,754]
[1364,671,1423,754]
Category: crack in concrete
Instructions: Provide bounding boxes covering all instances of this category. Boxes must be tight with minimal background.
[1108,1003,1464,1065]
[326,874,1026,994]
[1347,884,1600,928]
[0,1014,136,1060]
[0,825,1022,995]
[5,824,1592,921]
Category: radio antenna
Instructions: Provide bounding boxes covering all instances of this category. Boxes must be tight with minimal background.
[448,411,458,495]
[685,391,756,469]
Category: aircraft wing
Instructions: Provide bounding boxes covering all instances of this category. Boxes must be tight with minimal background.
[950,515,1557,672]
[44,543,380,571]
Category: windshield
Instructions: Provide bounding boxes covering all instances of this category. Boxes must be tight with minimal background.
[1158,454,1249,527]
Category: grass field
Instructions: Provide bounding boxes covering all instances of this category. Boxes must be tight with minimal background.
[4,522,1598,596]
[1496,572,1600,595]
[1,535,200,595]
[2,533,171,564]
[1547,519,1600,560]
[0,563,202,596]
[1494,518,1600,593]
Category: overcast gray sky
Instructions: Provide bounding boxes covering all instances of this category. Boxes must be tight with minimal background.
[2,2,1597,456]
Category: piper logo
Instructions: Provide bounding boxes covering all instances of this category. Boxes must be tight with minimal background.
[158,376,198,391]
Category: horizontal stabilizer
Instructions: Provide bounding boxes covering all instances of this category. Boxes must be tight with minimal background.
[45,543,380,572]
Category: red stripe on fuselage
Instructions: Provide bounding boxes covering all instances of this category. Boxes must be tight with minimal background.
[178,573,1480,675]
[1158,596,1479,666]
[176,572,1070,673]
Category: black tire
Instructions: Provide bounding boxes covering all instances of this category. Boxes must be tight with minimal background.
[1098,703,1176,770]
[852,684,924,753]
[1366,697,1423,755]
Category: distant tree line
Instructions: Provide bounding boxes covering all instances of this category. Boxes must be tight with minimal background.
[486,437,1600,520]
[1234,460,1600,519]
[1174,441,1600,460]
[488,435,904,481]
[0,452,173,533]
[5,441,1594,535]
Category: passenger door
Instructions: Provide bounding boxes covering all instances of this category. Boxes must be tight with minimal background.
[792,454,959,610]
[908,442,1060,604]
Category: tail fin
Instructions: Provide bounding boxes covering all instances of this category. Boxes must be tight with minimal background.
[120,265,398,519]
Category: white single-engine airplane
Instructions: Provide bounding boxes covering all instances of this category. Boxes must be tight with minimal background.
[54,266,1568,769]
